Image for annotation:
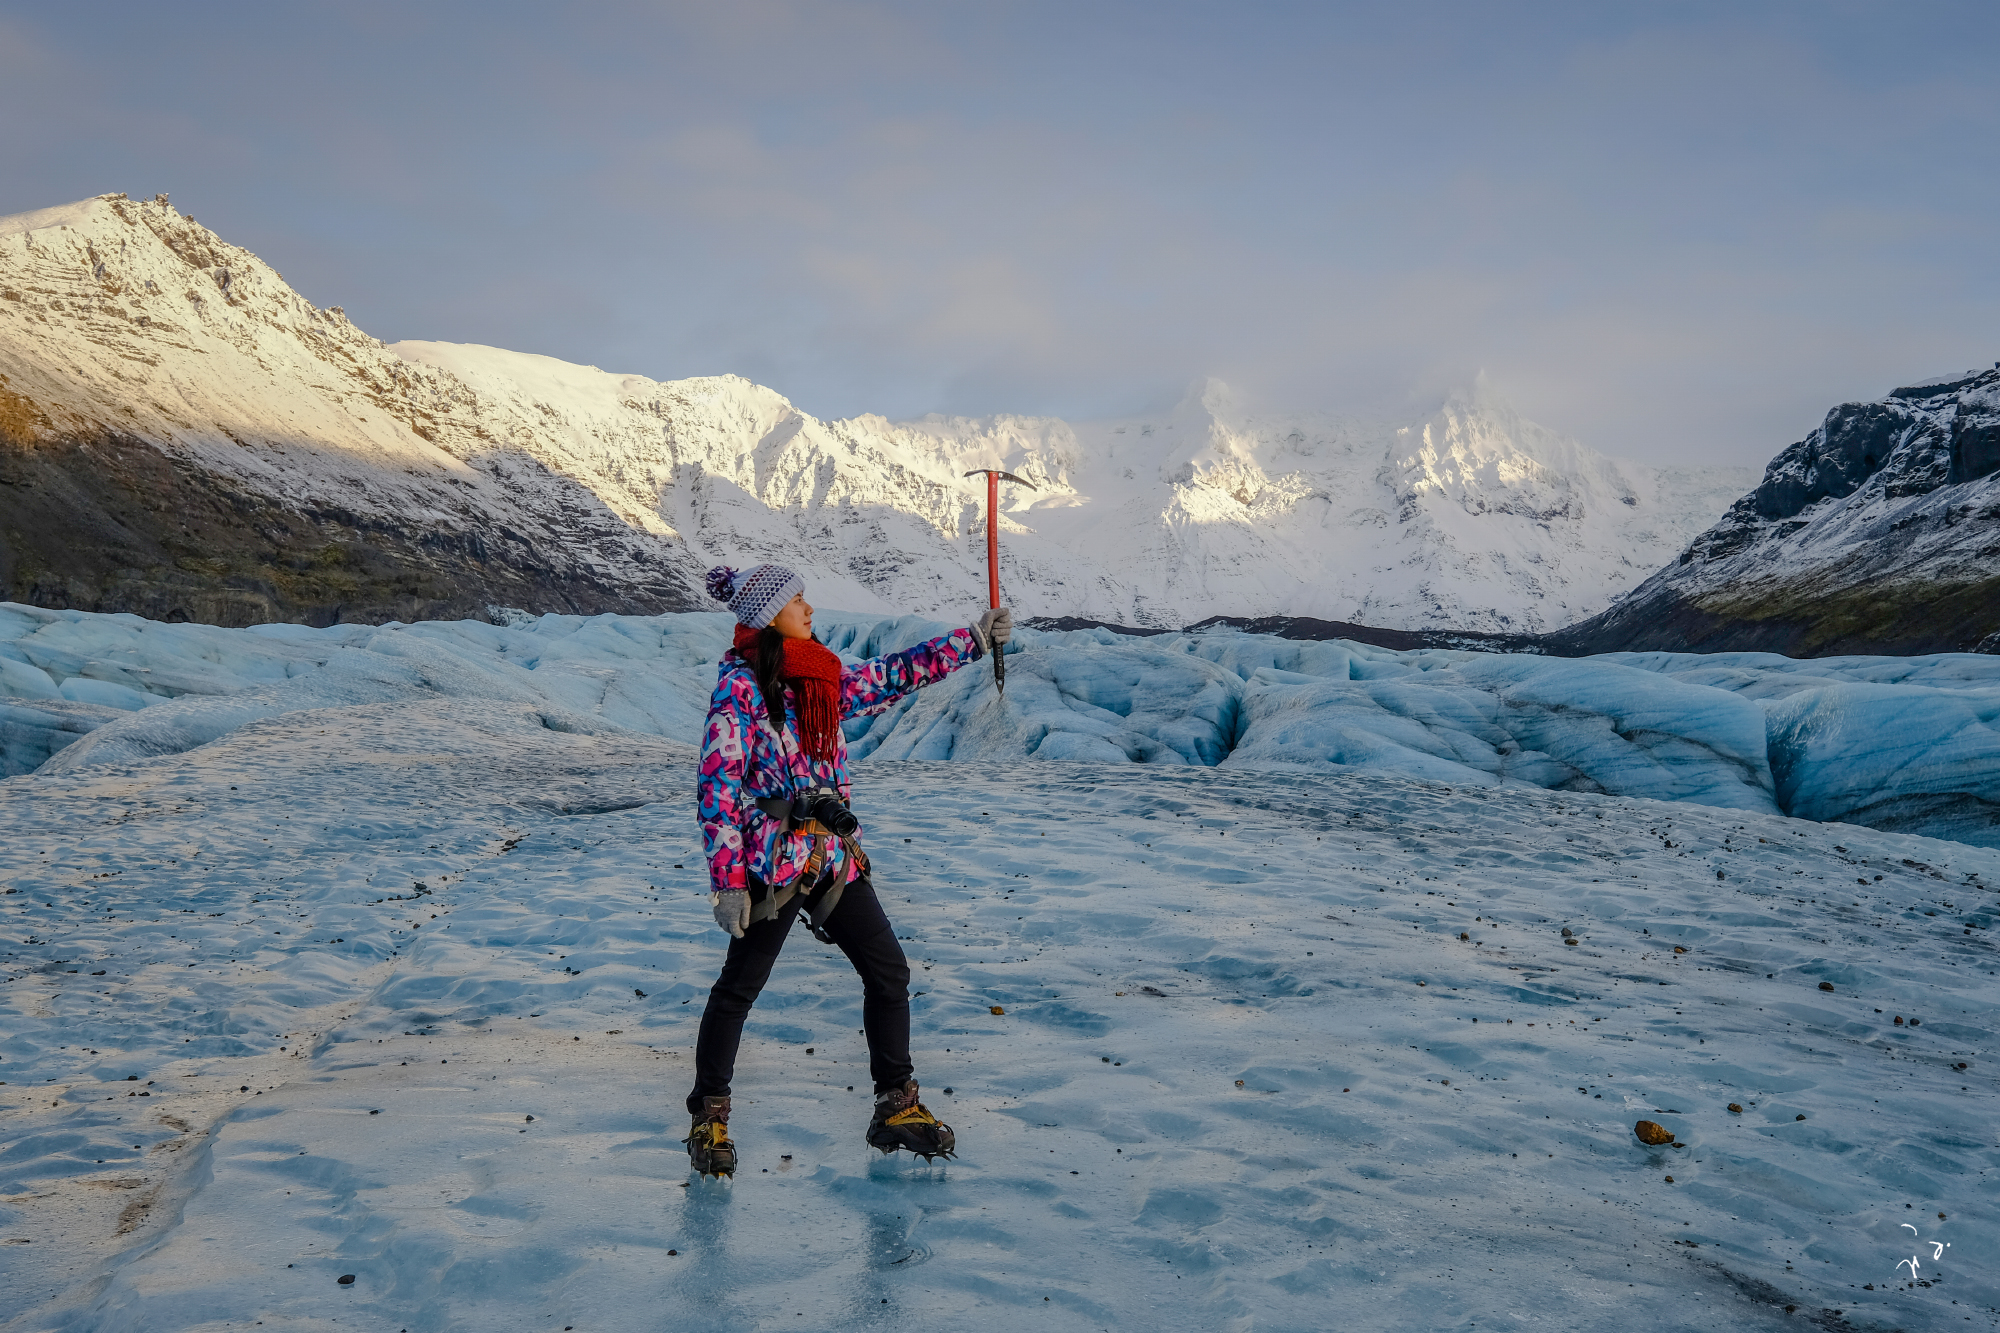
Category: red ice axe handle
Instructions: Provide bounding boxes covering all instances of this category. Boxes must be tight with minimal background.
[963,469,1036,693]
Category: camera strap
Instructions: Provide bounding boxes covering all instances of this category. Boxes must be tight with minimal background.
[744,702,867,940]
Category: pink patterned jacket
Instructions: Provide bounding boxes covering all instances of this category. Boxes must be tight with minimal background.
[698,629,984,895]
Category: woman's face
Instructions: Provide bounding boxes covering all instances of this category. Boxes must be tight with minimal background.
[771,591,814,640]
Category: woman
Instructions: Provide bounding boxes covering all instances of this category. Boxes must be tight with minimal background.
[687,562,1011,1175]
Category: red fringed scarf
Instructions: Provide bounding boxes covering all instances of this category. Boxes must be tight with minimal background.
[733,625,844,760]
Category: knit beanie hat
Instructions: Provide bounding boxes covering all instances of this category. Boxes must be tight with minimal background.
[706,564,805,629]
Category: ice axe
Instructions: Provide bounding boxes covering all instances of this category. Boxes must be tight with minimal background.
[963,468,1036,693]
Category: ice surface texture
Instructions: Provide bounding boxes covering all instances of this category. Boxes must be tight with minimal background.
[0,705,1992,1331]
[6,601,2000,846]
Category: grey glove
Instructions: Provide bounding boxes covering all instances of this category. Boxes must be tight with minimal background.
[710,890,749,939]
[971,607,1014,654]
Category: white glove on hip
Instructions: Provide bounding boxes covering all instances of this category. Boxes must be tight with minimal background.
[971,607,1014,654]
[711,890,750,939]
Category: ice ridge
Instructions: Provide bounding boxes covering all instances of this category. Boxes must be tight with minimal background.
[6,602,1999,848]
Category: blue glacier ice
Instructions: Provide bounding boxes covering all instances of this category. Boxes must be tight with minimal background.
[4,601,1997,846]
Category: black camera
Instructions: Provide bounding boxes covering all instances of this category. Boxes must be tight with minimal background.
[791,787,859,838]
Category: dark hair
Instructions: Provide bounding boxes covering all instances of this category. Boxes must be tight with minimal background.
[750,627,787,726]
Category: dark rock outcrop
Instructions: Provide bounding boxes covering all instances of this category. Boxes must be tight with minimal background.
[0,426,693,627]
[1024,613,1542,654]
[1548,367,2000,658]
[1182,614,1541,654]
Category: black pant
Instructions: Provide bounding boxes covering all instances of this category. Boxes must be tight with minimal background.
[687,873,912,1116]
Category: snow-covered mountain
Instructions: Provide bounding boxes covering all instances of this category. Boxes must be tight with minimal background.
[1553,366,2000,656]
[0,195,702,626]
[967,380,1755,632]
[0,194,1751,630]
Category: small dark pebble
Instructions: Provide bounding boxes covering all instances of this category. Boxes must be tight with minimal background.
[369,1109,380,1116]
[669,1249,678,1255]
[338,1274,356,1285]
[635,989,646,997]
[525,1115,534,1122]
[943,1087,953,1095]
[1818,982,1835,992]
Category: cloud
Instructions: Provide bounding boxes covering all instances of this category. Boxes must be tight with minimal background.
[1,1,1996,467]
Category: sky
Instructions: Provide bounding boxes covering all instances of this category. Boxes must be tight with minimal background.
[2,0,1996,467]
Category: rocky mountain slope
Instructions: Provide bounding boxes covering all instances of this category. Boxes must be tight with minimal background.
[0,195,706,626]
[0,194,1751,629]
[1550,366,2000,656]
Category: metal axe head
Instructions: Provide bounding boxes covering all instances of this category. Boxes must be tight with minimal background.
[961,468,1039,490]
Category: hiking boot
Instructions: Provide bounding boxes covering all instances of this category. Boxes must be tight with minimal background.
[684,1096,736,1177]
[867,1080,955,1160]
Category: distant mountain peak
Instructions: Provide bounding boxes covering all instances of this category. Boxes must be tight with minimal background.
[0,193,1753,633]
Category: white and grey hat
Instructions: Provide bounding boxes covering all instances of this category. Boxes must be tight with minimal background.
[706,564,804,629]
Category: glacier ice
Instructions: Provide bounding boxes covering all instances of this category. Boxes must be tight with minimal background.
[7,707,1991,1329]
[3,601,1996,846]
[0,605,734,776]
[1766,681,2000,844]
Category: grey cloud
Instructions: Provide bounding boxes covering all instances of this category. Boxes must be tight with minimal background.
[0,1,1995,466]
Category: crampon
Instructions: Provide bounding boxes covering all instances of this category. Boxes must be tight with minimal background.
[867,1080,955,1161]
[684,1096,736,1177]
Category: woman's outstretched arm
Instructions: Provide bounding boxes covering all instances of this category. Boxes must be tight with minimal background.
[839,627,984,720]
